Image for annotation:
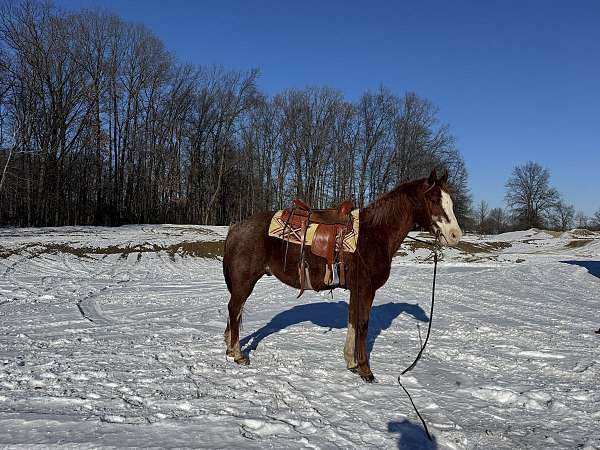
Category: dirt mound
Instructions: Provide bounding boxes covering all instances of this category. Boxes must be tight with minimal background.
[568,229,597,237]
[531,228,563,238]
[399,239,511,255]
[565,240,593,249]
[0,241,225,260]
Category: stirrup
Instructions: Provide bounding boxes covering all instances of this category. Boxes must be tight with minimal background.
[297,261,312,298]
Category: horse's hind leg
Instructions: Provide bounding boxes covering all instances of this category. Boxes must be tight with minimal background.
[224,272,262,365]
[222,213,270,364]
[353,288,376,382]
[224,291,250,364]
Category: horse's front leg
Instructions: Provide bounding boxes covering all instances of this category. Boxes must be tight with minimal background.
[344,290,358,371]
[349,287,376,382]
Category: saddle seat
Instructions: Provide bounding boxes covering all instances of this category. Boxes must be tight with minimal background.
[282,198,353,226]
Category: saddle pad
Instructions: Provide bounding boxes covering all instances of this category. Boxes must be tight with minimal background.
[268,209,359,252]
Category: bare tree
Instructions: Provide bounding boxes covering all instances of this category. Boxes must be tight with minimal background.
[574,211,588,229]
[475,200,489,233]
[488,207,505,234]
[591,208,600,231]
[355,88,396,207]
[505,161,559,229]
[0,137,11,193]
[549,200,575,231]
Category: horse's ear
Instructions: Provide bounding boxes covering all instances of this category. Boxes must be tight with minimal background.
[440,170,448,183]
[427,169,437,186]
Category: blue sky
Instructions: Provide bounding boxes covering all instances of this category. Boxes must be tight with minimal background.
[58,0,600,215]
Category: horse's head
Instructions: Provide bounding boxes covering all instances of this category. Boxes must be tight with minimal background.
[418,169,463,246]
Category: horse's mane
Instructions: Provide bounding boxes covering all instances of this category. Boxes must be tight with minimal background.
[363,178,425,226]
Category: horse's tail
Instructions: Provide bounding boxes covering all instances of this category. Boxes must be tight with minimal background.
[222,222,237,293]
[223,263,232,293]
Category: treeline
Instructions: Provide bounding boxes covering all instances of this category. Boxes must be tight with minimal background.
[0,2,470,227]
[473,161,600,234]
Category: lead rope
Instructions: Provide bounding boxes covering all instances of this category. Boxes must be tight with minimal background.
[397,233,440,442]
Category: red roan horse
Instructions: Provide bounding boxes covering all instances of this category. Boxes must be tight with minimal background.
[223,170,462,382]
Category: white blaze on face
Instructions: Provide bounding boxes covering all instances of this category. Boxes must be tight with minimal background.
[435,190,462,246]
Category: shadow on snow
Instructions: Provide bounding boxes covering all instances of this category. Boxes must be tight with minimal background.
[387,420,438,449]
[240,300,429,356]
[561,260,600,279]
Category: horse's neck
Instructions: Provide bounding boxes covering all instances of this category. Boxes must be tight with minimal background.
[363,187,417,259]
[389,214,415,256]
[383,208,415,259]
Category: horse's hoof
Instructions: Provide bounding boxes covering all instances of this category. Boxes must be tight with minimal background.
[348,367,358,374]
[361,373,375,383]
[234,356,250,365]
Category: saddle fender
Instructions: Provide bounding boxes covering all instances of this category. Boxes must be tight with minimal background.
[311,224,338,285]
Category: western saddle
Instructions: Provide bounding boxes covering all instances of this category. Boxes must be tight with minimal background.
[281,198,354,297]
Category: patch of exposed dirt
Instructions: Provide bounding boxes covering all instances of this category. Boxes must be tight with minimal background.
[0,247,15,258]
[569,229,597,237]
[0,241,225,260]
[398,239,512,256]
[457,241,512,254]
[565,240,593,249]
[165,241,224,259]
[461,255,501,263]
[542,230,563,238]
[160,226,223,237]
[0,243,37,259]
[400,241,433,252]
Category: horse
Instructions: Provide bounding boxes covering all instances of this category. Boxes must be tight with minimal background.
[223,169,463,382]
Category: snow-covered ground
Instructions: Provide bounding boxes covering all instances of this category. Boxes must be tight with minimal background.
[0,225,599,449]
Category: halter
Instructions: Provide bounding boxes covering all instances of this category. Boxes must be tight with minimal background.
[422,182,436,194]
